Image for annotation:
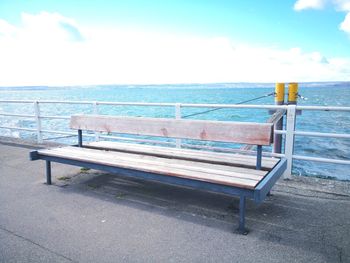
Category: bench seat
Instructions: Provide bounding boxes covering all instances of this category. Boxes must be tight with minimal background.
[37,144,279,190]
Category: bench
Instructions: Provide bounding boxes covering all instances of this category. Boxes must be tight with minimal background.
[30,114,287,234]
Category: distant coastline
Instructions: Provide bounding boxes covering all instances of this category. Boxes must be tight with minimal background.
[0,81,349,91]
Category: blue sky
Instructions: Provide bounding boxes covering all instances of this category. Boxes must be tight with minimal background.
[0,0,349,85]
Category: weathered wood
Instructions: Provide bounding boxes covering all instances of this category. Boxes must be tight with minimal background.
[38,146,264,189]
[240,109,286,151]
[86,141,279,170]
[41,146,266,180]
[70,115,274,145]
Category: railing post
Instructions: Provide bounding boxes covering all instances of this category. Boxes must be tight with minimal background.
[175,103,182,148]
[78,129,83,147]
[33,101,42,143]
[93,101,100,141]
[256,145,262,170]
[284,104,297,179]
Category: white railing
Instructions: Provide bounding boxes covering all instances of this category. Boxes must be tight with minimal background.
[0,100,349,179]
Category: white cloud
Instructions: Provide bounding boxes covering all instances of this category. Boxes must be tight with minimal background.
[294,0,326,10]
[333,0,350,11]
[0,19,17,36]
[293,0,350,10]
[19,11,84,43]
[0,12,349,86]
[294,0,350,35]
[340,12,350,32]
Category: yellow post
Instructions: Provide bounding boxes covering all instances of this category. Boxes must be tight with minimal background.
[274,83,285,154]
[275,83,285,105]
[288,83,298,104]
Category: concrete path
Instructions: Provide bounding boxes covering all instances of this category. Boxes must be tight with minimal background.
[1,140,349,263]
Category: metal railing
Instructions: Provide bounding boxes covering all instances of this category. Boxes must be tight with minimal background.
[0,100,349,179]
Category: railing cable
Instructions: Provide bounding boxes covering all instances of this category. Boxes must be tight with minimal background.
[182,92,275,118]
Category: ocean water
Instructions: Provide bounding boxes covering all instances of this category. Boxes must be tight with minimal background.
[0,83,349,180]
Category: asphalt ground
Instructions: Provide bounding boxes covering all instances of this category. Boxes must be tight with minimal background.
[0,139,349,263]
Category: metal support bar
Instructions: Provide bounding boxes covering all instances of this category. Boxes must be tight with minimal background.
[92,101,100,141]
[34,154,256,198]
[175,103,182,148]
[236,196,248,235]
[271,109,285,154]
[254,158,287,202]
[267,109,286,125]
[46,161,51,185]
[33,101,42,143]
[256,145,262,170]
[274,117,283,153]
[284,105,297,178]
[78,130,83,147]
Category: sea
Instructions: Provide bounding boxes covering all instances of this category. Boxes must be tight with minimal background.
[0,82,349,180]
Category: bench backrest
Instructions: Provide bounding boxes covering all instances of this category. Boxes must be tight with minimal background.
[70,115,273,146]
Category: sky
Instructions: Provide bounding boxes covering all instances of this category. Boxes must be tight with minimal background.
[0,0,349,86]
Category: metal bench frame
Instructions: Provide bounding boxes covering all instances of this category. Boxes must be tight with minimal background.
[30,117,287,234]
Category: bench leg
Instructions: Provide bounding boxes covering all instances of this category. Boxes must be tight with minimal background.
[46,161,52,185]
[236,196,249,235]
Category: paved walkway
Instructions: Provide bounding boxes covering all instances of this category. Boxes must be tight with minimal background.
[0,139,349,263]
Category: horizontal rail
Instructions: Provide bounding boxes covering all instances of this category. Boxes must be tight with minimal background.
[0,100,95,105]
[275,130,286,135]
[0,100,176,106]
[38,101,176,106]
[39,115,71,119]
[0,126,36,131]
[275,130,350,139]
[294,131,350,139]
[1,100,350,111]
[96,101,175,107]
[40,130,77,136]
[296,106,350,111]
[293,155,350,165]
[0,112,35,118]
[0,100,35,104]
[0,100,291,109]
[39,129,175,145]
[181,104,288,109]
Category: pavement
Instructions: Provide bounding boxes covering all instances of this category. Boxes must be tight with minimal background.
[0,138,350,263]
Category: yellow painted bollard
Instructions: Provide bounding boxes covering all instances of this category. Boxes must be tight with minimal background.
[274,83,285,154]
[275,83,285,105]
[288,83,298,104]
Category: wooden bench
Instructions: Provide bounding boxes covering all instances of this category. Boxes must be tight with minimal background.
[30,114,287,234]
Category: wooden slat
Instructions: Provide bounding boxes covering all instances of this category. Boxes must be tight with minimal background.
[94,147,261,179]
[86,141,279,170]
[38,146,263,189]
[87,141,278,165]
[46,146,266,181]
[70,115,273,145]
